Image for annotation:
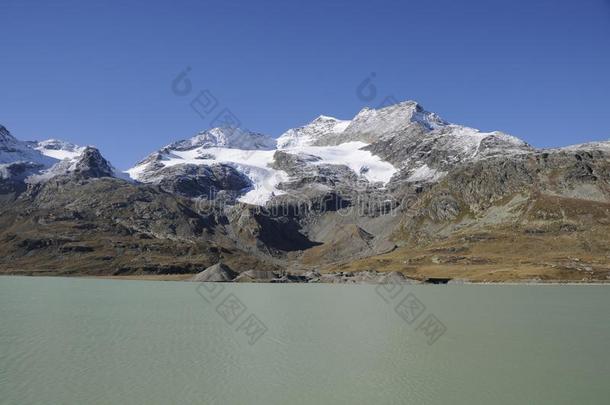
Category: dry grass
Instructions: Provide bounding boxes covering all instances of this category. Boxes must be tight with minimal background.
[323,217,610,282]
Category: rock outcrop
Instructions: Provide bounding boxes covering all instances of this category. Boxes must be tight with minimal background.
[191,263,238,282]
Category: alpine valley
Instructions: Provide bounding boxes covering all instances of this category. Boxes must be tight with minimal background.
[2,101,609,282]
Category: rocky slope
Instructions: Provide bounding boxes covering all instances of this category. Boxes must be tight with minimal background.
[1,101,609,282]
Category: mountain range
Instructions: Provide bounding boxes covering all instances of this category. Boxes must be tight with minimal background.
[1,100,609,282]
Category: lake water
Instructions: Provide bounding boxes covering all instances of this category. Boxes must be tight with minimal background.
[1,277,609,404]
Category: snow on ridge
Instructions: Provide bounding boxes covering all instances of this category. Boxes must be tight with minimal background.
[168,127,276,151]
[277,115,351,149]
[126,99,538,205]
[316,115,340,121]
[139,146,289,205]
[443,125,494,157]
[124,160,153,182]
[554,140,610,152]
[128,127,286,203]
[440,125,531,158]
[283,141,397,184]
[343,100,448,137]
[34,139,86,161]
[128,140,398,205]
[0,131,56,167]
[332,120,351,133]
[0,125,114,181]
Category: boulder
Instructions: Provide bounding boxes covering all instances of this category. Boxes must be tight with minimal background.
[233,270,279,282]
[191,263,237,282]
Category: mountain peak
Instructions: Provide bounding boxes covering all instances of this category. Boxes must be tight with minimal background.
[348,100,448,134]
[313,115,341,122]
[0,125,16,143]
[72,147,115,178]
[168,127,276,151]
[277,115,351,148]
[277,99,451,148]
[0,127,118,183]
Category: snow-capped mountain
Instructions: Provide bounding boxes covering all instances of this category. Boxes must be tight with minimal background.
[128,99,537,205]
[128,125,398,205]
[28,147,117,182]
[276,101,448,148]
[306,101,532,184]
[3,99,539,205]
[0,125,115,182]
[3,101,610,281]
[127,128,284,204]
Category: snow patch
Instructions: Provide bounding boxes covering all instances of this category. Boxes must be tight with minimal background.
[557,140,610,152]
[407,164,446,183]
[277,115,350,148]
[285,142,397,184]
[129,146,289,205]
[35,139,86,161]
[128,141,398,205]
[443,126,490,157]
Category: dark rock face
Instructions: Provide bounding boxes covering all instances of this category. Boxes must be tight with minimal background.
[154,164,251,199]
[0,177,27,203]
[226,204,321,254]
[0,125,16,143]
[397,148,610,244]
[427,194,461,221]
[0,159,44,201]
[0,162,45,181]
[0,126,54,169]
[72,147,115,178]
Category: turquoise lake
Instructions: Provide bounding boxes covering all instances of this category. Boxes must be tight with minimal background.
[1,277,609,404]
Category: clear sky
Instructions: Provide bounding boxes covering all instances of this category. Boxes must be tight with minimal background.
[1,0,609,169]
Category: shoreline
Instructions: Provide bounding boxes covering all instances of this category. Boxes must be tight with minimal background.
[1,273,609,285]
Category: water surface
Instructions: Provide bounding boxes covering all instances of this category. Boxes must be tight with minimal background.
[1,277,609,404]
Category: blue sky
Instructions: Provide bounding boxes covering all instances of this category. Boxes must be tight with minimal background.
[1,0,609,169]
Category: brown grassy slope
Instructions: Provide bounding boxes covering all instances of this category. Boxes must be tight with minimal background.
[326,193,610,282]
